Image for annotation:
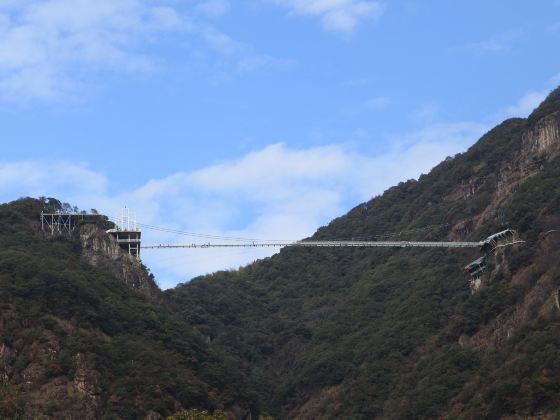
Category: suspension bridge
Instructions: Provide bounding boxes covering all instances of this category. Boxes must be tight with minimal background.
[133,222,525,284]
[141,240,492,249]
[40,211,525,256]
[40,210,526,284]
[131,215,524,252]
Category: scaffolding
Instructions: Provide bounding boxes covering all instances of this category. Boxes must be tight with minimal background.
[40,212,101,235]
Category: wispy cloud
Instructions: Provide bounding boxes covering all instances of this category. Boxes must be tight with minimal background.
[493,75,560,121]
[499,90,550,119]
[0,121,486,288]
[269,0,384,32]
[342,77,370,87]
[340,95,389,117]
[0,0,189,101]
[365,96,389,111]
[196,0,231,17]
[0,0,291,101]
[453,31,520,55]
[411,102,439,124]
[199,25,295,72]
[547,21,560,33]
[466,39,508,53]
[0,161,107,198]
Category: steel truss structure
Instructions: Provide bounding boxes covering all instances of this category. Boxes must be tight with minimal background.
[40,212,100,235]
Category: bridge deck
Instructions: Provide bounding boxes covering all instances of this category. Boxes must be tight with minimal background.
[142,241,485,249]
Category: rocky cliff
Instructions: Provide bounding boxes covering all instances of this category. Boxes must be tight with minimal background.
[78,223,160,298]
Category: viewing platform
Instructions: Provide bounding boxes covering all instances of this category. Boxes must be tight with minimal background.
[106,208,141,259]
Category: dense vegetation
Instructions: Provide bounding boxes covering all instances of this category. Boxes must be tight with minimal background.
[0,199,257,418]
[168,88,560,418]
[1,88,560,418]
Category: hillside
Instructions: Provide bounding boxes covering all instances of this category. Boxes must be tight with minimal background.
[0,199,258,419]
[168,88,560,419]
[1,88,560,419]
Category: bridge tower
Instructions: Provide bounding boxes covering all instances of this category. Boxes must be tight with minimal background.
[107,208,142,259]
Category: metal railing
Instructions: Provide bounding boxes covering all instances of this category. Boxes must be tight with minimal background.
[141,240,486,249]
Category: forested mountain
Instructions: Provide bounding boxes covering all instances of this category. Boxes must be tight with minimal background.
[1,88,560,419]
[169,88,560,419]
[0,199,257,419]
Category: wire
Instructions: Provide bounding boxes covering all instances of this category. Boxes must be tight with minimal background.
[109,218,290,242]
[110,215,481,243]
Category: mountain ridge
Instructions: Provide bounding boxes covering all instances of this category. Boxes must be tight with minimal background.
[169,86,560,419]
[1,87,560,418]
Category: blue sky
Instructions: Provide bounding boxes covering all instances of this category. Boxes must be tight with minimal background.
[1,0,559,288]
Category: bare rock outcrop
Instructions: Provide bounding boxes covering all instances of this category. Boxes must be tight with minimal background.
[0,342,16,380]
[444,111,560,225]
[460,235,560,352]
[78,224,160,298]
[72,353,102,402]
[522,111,560,156]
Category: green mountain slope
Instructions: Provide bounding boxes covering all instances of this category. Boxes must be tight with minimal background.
[1,88,560,419]
[168,88,560,419]
[0,199,257,419]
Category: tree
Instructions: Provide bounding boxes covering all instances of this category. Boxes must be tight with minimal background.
[167,409,227,420]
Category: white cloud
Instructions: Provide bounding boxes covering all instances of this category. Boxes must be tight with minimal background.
[411,102,439,123]
[150,7,186,29]
[467,40,507,53]
[269,0,384,32]
[365,96,389,111]
[0,0,286,100]
[340,95,389,117]
[200,25,241,55]
[196,0,231,17]
[499,90,549,119]
[199,25,295,71]
[495,77,560,121]
[237,54,296,72]
[454,31,520,55]
[0,161,107,198]
[0,0,188,101]
[0,122,486,289]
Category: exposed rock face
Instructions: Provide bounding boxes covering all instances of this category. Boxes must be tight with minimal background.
[522,112,560,156]
[482,114,559,225]
[469,276,482,293]
[0,309,18,384]
[444,110,560,299]
[79,224,160,298]
[461,235,560,353]
[0,342,15,380]
[79,223,122,262]
[73,353,102,402]
[444,112,560,225]
[0,316,100,419]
